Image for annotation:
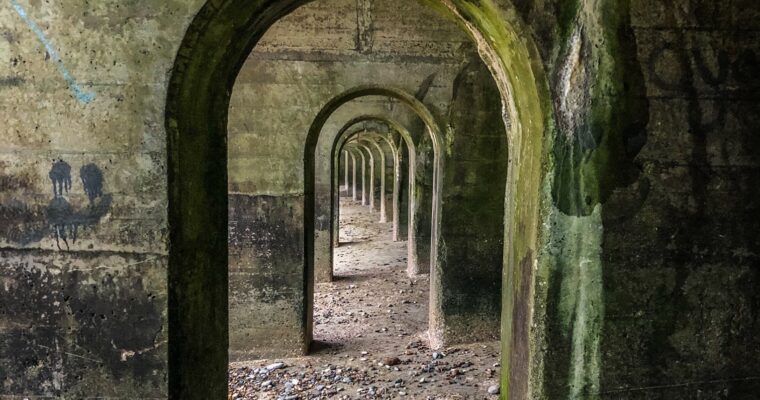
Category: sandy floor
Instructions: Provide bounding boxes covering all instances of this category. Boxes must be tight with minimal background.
[229,198,501,399]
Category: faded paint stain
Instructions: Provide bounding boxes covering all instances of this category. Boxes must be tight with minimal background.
[10,0,96,104]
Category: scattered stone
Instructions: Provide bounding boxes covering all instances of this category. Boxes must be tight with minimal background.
[383,356,402,366]
[225,201,501,399]
[265,362,286,371]
[488,384,500,395]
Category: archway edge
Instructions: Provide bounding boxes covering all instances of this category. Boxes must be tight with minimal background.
[165,1,552,399]
[331,114,414,158]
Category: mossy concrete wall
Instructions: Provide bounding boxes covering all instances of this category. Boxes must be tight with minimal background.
[436,53,508,345]
[515,0,760,398]
[412,129,435,274]
[397,140,411,241]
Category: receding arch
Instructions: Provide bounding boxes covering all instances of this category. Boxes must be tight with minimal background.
[347,148,360,201]
[166,1,551,398]
[353,138,388,218]
[329,115,418,274]
[310,89,444,304]
[354,143,373,208]
[357,133,398,225]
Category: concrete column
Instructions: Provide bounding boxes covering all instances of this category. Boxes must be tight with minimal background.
[397,140,409,241]
[351,151,358,201]
[361,139,387,222]
[344,151,349,194]
[357,144,373,209]
[391,142,400,240]
[412,133,434,276]
[351,145,369,206]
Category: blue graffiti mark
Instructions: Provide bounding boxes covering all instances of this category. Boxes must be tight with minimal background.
[10,0,96,104]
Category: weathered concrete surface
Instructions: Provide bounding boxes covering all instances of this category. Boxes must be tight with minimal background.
[397,140,410,241]
[524,0,760,399]
[228,194,306,361]
[436,53,508,345]
[412,130,435,275]
[0,0,203,397]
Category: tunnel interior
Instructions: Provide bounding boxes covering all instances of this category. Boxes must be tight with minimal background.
[1,0,759,399]
[225,1,509,397]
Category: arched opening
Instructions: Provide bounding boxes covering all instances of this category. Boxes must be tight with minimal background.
[166,0,549,398]
[330,115,419,272]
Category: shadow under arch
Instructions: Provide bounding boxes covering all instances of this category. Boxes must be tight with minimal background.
[165,1,551,398]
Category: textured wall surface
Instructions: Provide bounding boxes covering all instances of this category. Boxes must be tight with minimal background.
[524,0,760,398]
[0,0,203,397]
[436,53,508,344]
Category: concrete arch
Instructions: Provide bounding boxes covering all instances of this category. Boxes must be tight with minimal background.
[344,143,364,204]
[347,149,360,201]
[165,1,551,397]
[340,150,349,194]
[329,115,419,277]
[345,144,367,205]
[308,87,445,292]
[354,138,386,218]
[354,143,373,208]
[355,134,396,223]
[339,131,398,237]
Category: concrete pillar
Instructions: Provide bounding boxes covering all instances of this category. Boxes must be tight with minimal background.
[351,150,358,201]
[357,144,373,209]
[344,151,349,195]
[391,141,400,240]
[397,140,409,241]
[412,133,434,275]
[361,138,387,222]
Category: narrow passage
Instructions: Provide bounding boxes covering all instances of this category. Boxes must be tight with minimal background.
[229,199,501,399]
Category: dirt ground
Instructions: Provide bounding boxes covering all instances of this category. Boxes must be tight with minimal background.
[229,198,501,399]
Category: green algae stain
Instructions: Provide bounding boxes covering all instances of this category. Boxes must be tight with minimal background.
[413,2,646,400]
[540,1,647,398]
[545,203,604,399]
[551,0,649,217]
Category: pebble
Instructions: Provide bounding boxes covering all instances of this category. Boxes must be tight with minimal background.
[383,356,402,366]
[488,384,500,395]
[265,362,286,371]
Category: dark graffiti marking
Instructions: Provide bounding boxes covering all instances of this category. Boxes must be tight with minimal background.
[80,163,104,205]
[1,160,112,248]
[49,159,71,197]
[45,160,111,250]
[648,43,759,94]
[649,44,760,93]
[648,42,759,132]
